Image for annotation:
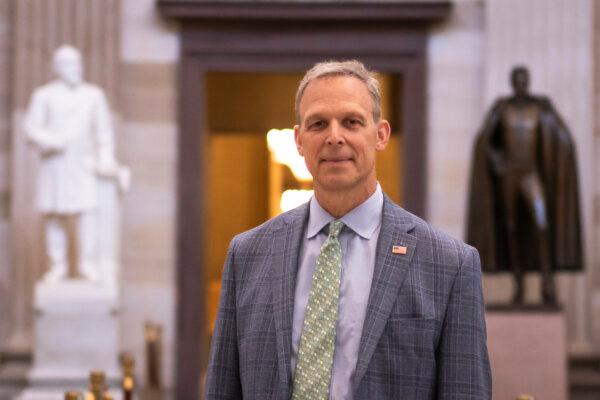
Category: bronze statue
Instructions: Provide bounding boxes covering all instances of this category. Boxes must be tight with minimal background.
[467,66,582,305]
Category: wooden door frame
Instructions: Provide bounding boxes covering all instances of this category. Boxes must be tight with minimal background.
[158,2,451,398]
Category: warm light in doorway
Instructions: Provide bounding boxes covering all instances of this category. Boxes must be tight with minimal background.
[280,189,314,213]
[266,128,314,215]
[266,128,312,181]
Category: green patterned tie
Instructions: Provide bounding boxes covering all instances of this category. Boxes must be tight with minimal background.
[292,220,344,400]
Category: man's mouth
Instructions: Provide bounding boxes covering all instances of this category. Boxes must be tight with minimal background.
[321,156,352,164]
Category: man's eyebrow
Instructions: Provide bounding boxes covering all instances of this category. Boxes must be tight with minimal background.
[344,112,367,120]
[302,108,368,124]
[303,113,326,123]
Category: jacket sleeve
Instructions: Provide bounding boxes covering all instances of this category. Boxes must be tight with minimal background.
[436,246,492,399]
[205,238,242,399]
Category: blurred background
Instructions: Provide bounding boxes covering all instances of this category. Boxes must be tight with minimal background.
[0,0,598,399]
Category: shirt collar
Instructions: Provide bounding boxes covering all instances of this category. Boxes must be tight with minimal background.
[306,183,383,240]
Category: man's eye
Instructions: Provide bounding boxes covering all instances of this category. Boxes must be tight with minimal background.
[346,119,362,127]
[309,121,325,130]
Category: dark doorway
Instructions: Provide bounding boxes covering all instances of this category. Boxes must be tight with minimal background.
[203,70,403,364]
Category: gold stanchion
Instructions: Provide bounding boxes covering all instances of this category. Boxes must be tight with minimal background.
[86,370,107,400]
[144,321,162,389]
[120,352,136,400]
[65,391,82,400]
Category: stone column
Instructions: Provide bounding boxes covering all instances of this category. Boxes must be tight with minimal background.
[8,0,120,352]
[591,0,600,349]
[426,0,485,238]
[0,0,13,347]
[119,0,178,387]
[483,0,596,354]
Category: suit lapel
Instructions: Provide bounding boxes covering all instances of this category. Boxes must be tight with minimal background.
[352,197,417,391]
[271,204,308,399]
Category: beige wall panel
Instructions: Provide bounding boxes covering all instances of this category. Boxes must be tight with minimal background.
[120,121,176,284]
[593,2,600,286]
[0,0,10,158]
[427,0,485,238]
[120,63,176,123]
[121,0,179,63]
[118,55,177,385]
[591,0,600,348]
[0,0,12,344]
[0,0,9,153]
[0,0,11,172]
[118,0,179,388]
[6,113,41,350]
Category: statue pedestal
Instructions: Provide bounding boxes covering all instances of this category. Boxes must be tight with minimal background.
[486,307,568,400]
[18,280,120,399]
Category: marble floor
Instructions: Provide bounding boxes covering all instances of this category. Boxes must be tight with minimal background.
[1,353,598,400]
[0,353,173,400]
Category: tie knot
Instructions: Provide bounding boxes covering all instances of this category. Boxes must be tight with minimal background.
[327,220,344,239]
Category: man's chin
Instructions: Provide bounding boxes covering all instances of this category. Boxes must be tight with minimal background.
[314,177,357,193]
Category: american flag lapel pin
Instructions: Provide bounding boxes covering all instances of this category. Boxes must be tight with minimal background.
[392,245,407,255]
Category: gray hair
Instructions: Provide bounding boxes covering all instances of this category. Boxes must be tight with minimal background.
[295,60,382,123]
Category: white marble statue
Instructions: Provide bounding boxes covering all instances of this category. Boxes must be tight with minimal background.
[23,45,129,285]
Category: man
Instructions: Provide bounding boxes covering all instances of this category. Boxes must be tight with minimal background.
[467,66,582,305]
[206,60,491,399]
[24,45,127,284]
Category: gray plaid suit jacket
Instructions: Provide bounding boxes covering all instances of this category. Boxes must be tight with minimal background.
[205,195,491,399]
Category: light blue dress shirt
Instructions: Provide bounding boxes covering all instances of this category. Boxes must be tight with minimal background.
[291,184,384,400]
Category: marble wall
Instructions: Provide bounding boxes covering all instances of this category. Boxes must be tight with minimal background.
[118,0,179,387]
[427,0,485,238]
[591,0,600,348]
[0,0,12,344]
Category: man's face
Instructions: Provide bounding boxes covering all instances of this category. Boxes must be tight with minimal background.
[294,76,390,195]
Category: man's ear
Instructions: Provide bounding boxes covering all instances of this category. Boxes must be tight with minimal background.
[294,124,304,156]
[375,120,391,151]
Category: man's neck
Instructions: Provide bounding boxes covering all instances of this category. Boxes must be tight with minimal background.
[314,181,377,219]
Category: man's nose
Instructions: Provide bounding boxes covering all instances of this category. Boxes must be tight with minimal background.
[326,122,345,146]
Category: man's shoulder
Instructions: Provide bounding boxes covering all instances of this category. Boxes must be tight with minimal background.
[230,202,308,250]
[384,198,474,258]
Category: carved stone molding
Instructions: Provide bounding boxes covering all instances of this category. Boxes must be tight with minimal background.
[157,0,451,22]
